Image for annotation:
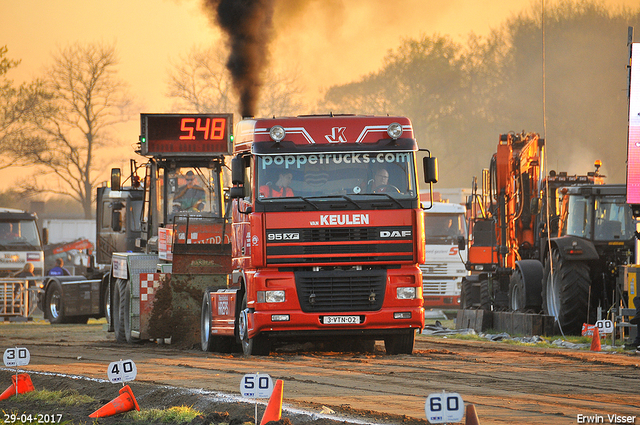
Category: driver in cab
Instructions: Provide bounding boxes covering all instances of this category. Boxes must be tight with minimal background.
[367,168,399,193]
[260,171,294,198]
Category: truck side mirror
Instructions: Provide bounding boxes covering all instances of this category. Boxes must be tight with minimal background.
[229,187,245,199]
[231,155,245,186]
[423,157,438,184]
[42,227,49,246]
[457,236,466,251]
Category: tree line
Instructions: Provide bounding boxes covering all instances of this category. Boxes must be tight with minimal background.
[322,0,640,187]
[1,0,639,217]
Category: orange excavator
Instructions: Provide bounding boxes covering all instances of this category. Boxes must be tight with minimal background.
[461,131,618,334]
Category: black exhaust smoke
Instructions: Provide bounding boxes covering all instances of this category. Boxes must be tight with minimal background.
[202,0,274,118]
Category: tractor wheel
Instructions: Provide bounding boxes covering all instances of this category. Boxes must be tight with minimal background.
[542,249,592,335]
[121,280,134,343]
[201,289,232,353]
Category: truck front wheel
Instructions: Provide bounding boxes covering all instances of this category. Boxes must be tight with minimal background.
[45,281,66,324]
[238,295,270,356]
[384,329,415,355]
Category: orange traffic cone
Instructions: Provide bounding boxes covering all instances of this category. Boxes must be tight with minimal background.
[465,403,481,425]
[259,379,283,425]
[590,326,601,352]
[89,385,140,418]
[0,374,35,400]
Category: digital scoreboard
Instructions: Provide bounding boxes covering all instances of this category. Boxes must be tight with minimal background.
[627,43,640,208]
[140,113,233,156]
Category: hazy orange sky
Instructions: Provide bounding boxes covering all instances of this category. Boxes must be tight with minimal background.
[0,0,637,192]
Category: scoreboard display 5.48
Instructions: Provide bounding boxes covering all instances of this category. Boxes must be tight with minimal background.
[140,113,233,156]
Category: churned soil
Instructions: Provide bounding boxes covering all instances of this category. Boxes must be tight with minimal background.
[1,318,639,424]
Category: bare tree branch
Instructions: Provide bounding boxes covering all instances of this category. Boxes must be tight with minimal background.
[11,42,134,218]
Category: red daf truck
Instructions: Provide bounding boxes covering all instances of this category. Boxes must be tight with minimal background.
[201,114,438,355]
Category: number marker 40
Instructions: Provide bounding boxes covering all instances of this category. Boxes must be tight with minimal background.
[107,359,137,384]
[425,392,464,424]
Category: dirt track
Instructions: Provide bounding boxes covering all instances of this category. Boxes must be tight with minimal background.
[1,319,639,424]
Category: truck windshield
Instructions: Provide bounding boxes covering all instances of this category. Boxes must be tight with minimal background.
[256,152,417,199]
[425,213,466,244]
[0,220,41,249]
[167,167,222,218]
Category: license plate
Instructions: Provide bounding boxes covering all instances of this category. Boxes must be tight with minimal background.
[322,315,360,324]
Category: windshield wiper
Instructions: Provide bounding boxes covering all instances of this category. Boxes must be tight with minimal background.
[304,195,363,210]
[365,193,404,208]
[280,196,320,210]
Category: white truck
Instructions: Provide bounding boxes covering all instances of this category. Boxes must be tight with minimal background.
[0,208,45,320]
[0,208,45,277]
[420,201,468,309]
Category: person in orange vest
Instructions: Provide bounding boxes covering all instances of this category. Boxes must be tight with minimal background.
[259,171,294,198]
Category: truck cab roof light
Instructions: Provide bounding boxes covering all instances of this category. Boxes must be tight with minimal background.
[387,123,403,140]
[269,125,286,142]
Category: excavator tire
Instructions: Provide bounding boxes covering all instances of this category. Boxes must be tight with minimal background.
[509,260,543,312]
[461,275,491,310]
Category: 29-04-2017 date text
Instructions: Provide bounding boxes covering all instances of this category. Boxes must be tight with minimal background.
[3,413,63,424]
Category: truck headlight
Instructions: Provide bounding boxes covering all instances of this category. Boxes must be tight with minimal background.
[396,287,416,299]
[257,290,285,303]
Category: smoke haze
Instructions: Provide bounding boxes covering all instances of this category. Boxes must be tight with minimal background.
[202,0,275,117]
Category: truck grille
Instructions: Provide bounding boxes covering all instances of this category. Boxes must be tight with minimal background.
[295,269,386,313]
[266,226,413,265]
[423,282,449,295]
[420,263,448,275]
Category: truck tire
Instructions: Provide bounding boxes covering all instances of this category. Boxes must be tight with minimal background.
[461,276,491,310]
[542,249,591,335]
[238,294,270,356]
[201,289,232,353]
[508,260,543,312]
[45,280,66,324]
[113,279,126,343]
[104,282,113,332]
[384,329,415,355]
[121,280,135,343]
